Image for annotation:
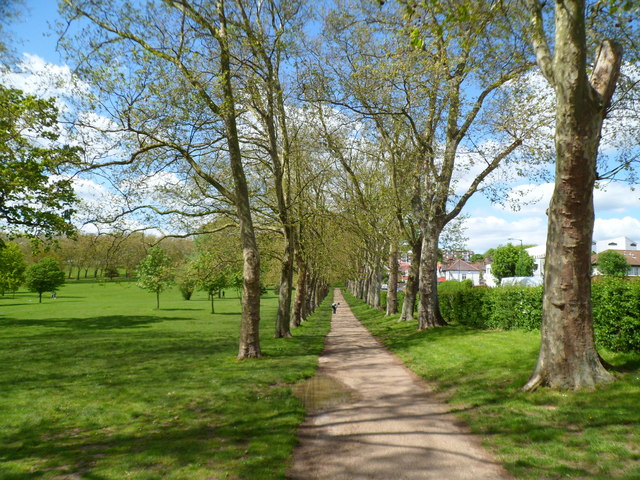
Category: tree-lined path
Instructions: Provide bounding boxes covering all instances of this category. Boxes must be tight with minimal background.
[288,289,513,480]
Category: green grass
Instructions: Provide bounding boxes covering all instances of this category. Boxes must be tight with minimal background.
[0,281,331,480]
[344,292,640,480]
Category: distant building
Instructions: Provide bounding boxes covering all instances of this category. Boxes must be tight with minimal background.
[594,236,638,253]
[441,259,484,286]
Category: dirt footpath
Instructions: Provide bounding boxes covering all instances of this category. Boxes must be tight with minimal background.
[287,289,514,480]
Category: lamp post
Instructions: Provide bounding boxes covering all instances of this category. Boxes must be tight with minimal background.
[509,237,524,277]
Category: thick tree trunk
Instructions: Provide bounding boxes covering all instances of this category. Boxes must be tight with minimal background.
[275,225,294,338]
[386,243,398,315]
[524,1,621,389]
[417,229,447,330]
[400,239,421,322]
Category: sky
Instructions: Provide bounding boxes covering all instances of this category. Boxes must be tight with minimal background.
[6,0,640,253]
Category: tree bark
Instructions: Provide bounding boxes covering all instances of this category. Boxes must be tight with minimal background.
[417,228,447,329]
[524,0,621,390]
[275,224,294,338]
[386,243,398,315]
[291,254,307,328]
[400,238,421,322]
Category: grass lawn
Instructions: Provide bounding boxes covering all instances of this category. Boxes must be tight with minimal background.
[0,280,331,480]
[344,292,640,480]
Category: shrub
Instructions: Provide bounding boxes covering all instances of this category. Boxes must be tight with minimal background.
[592,277,640,352]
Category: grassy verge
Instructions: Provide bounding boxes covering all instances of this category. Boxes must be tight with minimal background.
[343,291,640,480]
[0,282,331,480]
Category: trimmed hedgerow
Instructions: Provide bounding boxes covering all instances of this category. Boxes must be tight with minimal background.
[438,278,640,352]
[592,277,640,352]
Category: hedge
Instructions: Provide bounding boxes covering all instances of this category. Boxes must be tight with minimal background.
[438,277,640,352]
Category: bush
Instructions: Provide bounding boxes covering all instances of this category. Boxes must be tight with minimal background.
[592,277,640,352]
[438,278,640,353]
[440,284,542,331]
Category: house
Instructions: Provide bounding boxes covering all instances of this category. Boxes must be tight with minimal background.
[507,236,640,280]
[594,236,638,253]
[441,259,484,286]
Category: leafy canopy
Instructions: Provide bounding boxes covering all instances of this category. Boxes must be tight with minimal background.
[25,257,65,302]
[0,85,81,239]
[491,243,535,283]
[595,250,629,277]
[0,242,27,295]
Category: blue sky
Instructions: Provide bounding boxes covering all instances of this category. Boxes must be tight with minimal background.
[7,1,640,253]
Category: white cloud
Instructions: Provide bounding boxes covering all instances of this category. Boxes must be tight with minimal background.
[465,215,548,253]
[594,183,640,214]
[2,53,89,104]
[593,217,640,243]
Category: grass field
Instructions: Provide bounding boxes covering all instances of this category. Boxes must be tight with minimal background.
[0,281,331,480]
[344,292,640,480]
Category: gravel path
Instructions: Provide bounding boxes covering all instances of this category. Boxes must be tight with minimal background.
[287,289,514,480]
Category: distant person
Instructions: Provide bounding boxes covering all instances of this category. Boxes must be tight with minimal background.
[332,302,339,314]
[51,292,57,299]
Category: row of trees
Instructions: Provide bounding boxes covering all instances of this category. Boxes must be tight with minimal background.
[3,0,639,389]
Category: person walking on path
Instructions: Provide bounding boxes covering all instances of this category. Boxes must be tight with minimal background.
[288,289,514,480]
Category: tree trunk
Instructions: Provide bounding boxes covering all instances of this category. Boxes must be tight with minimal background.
[291,255,307,328]
[211,293,215,314]
[524,0,621,390]
[417,228,447,329]
[216,0,262,359]
[386,243,398,315]
[400,238,421,322]
[156,290,160,309]
[275,225,294,338]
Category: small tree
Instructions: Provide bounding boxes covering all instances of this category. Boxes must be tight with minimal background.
[136,247,174,309]
[25,257,65,303]
[0,243,27,297]
[595,250,629,277]
[491,244,535,283]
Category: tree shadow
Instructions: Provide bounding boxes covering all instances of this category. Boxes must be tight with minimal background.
[0,315,173,330]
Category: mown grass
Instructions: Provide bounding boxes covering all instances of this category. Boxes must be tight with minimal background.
[344,292,640,480]
[0,281,331,480]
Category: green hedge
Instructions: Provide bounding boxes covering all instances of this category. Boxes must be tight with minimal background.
[438,278,640,352]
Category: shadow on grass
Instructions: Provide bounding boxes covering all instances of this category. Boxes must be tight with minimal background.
[0,315,174,330]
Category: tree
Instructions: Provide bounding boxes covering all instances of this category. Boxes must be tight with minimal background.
[0,242,27,296]
[61,0,264,358]
[315,0,536,329]
[136,247,174,309]
[595,250,629,277]
[523,0,628,390]
[491,243,535,283]
[0,85,80,239]
[25,257,65,303]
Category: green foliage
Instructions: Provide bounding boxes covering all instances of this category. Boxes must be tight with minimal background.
[0,85,81,239]
[344,291,640,480]
[595,250,630,277]
[136,247,174,308]
[439,279,640,352]
[491,243,535,282]
[0,281,332,479]
[25,256,65,303]
[592,277,640,352]
[0,242,27,295]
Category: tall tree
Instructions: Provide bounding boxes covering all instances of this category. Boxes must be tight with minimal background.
[314,0,536,328]
[523,0,625,390]
[61,0,263,358]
